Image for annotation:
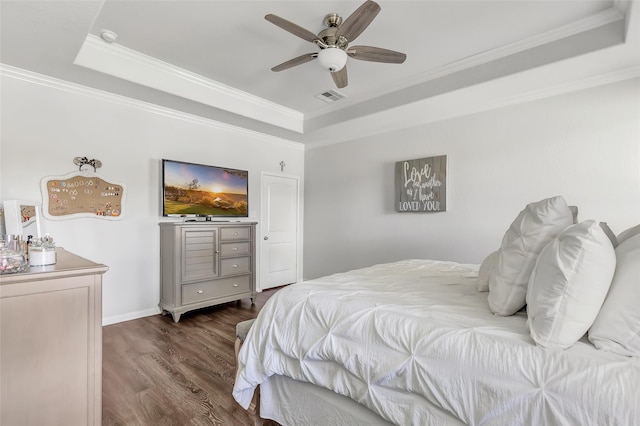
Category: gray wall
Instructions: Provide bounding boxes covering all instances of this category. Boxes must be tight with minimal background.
[303,78,640,279]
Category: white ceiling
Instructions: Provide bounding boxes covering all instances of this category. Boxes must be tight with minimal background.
[1,1,639,146]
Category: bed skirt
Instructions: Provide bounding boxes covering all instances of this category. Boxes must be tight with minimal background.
[259,375,463,426]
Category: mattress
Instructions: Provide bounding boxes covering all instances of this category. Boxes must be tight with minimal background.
[233,259,640,425]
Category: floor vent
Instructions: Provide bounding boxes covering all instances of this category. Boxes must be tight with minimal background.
[314,90,346,103]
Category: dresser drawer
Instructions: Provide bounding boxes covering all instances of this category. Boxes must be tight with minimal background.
[220,226,250,241]
[220,241,250,257]
[220,256,251,276]
[181,275,251,305]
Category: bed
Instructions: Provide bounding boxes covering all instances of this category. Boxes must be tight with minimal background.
[233,197,640,425]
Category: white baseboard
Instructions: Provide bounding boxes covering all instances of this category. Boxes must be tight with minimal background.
[102,306,162,326]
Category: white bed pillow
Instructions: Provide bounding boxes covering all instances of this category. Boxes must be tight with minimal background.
[589,232,640,356]
[617,224,640,245]
[526,220,616,349]
[569,205,579,224]
[599,222,618,248]
[488,196,573,316]
[477,250,498,292]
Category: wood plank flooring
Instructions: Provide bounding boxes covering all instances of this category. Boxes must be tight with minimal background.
[102,289,280,426]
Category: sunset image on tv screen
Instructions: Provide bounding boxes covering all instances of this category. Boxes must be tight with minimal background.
[163,160,248,217]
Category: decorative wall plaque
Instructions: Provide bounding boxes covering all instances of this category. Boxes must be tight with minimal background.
[395,155,447,213]
[41,171,127,220]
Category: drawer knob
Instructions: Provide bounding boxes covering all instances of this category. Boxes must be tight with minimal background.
[233,283,239,287]
[197,290,204,294]
[232,247,238,251]
[232,264,238,268]
[233,231,238,236]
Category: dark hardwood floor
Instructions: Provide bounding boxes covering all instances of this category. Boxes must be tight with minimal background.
[102,289,280,426]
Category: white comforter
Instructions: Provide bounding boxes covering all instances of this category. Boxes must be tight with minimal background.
[233,259,640,425]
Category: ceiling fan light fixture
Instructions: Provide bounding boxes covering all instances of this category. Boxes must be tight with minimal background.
[317,47,347,72]
[266,0,405,88]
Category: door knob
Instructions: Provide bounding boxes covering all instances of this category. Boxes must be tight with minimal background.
[264,236,269,240]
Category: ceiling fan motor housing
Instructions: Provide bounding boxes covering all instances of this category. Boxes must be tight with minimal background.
[318,27,349,49]
[323,13,343,28]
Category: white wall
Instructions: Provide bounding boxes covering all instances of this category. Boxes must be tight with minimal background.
[3,73,639,321]
[0,72,304,324]
[303,78,640,279]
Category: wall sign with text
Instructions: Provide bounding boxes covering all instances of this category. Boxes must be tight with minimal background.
[395,155,447,213]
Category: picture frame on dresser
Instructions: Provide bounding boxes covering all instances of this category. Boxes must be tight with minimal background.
[2,199,43,238]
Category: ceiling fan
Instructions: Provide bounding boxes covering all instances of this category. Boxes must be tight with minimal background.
[265,0,407,89]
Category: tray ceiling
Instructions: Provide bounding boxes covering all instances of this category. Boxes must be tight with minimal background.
[1,1,638,145]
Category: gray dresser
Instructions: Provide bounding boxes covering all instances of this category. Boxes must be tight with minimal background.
[159,221,257,322]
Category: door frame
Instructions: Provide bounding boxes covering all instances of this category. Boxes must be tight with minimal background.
[258,172,302,292]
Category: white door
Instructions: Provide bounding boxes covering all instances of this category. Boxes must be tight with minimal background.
[260,173,299,290]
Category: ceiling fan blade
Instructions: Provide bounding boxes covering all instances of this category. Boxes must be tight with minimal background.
[331,66,348,89]
[271,53,317,72]
[335,0,381,42]
[348,45,406,64]
[265,14,319,43]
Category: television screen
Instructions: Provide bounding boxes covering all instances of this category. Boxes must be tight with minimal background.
[162,159,248,217]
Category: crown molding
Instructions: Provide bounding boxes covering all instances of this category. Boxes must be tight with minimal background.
[422,7,623,80]
[307,5,626,120]
[0,64,304,150]
[74,34,304,133]
[407,7,625,90]
[305,65,640,150]
[5,61,636,152]
[483,65,640,111]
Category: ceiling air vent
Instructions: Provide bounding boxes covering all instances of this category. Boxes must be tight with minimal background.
[314,90,346,103]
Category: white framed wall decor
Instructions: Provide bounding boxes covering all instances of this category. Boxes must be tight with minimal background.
[2,200,43,238]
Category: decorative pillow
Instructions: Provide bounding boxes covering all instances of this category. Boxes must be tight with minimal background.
[569,205,579,224]
[488,196,573,316]
[477,250,498,292]
[599,222,618,248]
[526,220,616,349]
[617,224,640,245]
[589,233,640,356]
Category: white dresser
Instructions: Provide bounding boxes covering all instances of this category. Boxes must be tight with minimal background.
[0,248,107,426]
[159,222,257,322]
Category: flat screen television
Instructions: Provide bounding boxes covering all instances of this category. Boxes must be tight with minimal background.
[162,159,248,218]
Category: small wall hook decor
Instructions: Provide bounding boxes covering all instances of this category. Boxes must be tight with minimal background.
[280,161,286,172]
[73,157,102,172]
